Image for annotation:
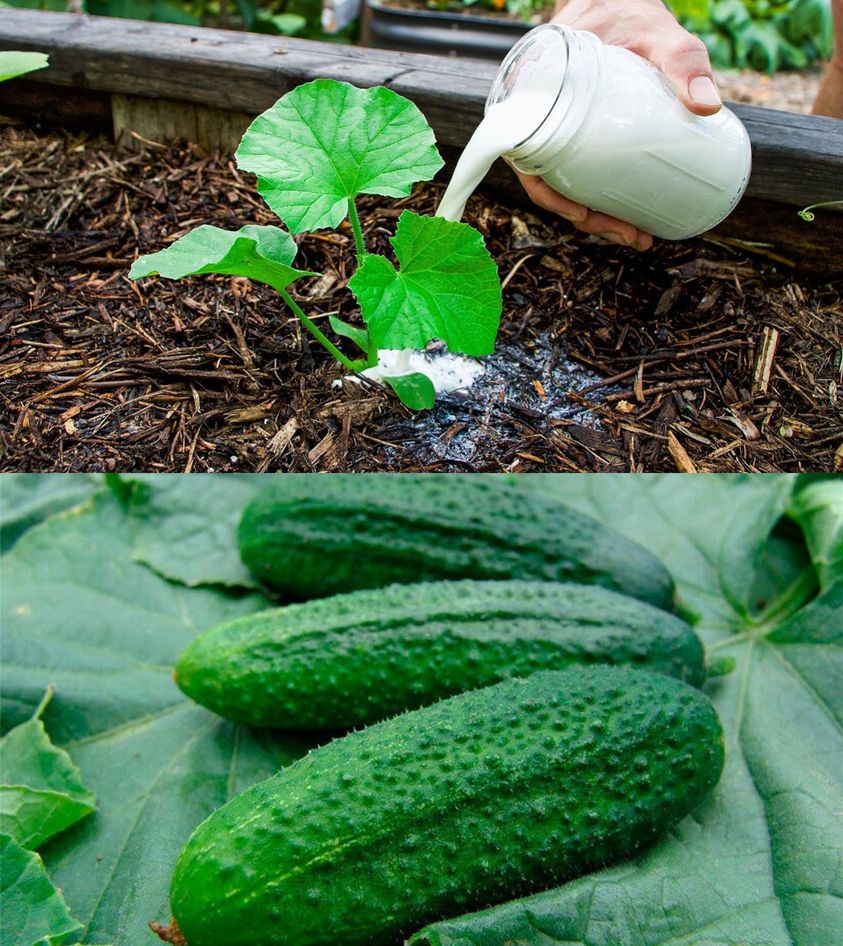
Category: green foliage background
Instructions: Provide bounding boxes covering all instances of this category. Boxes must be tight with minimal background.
[1,473,841,946]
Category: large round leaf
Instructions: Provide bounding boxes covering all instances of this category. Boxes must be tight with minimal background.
[349,211,501,355]
[235,80,444,233]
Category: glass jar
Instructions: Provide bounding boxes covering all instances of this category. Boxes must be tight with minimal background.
[488,25,752,239]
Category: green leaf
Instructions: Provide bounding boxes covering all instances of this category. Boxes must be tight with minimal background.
[788,477,843,590]
[1,474,101,553]
[129,224,314,291]
[84,0,200,25]
[665,0,710,20]
[735,20,806,72]
[254,11,307,35]
[414,474,842,946]
[1,492,316,945]
[1,689,96,850]
[383,371,437,411]
[348,212,502,355]
[328,315,372,357]
[0,51,49,83]
[235,79,444,233]
[712,0,752,32]
[121,474,269,589]
[699,29,736,67]
[0,834,82,946]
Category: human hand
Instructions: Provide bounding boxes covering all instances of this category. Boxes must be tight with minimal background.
[517,0,722,251]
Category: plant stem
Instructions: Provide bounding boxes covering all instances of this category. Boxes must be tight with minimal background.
[798,200,843,221]
[34,685,55,720]
[348,199,367,261]
[279,288,359,372]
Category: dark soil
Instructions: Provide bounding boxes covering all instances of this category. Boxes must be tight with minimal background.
[1,124,840,472]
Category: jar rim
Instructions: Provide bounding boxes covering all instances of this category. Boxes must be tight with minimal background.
[486,24,577,150]
[487,24,603,161]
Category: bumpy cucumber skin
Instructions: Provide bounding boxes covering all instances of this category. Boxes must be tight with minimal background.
[170,667,724,946]
[237,476,675,610]
[175,580,705,729]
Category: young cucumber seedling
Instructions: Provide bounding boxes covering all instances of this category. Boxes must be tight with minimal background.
[130,79,502,410]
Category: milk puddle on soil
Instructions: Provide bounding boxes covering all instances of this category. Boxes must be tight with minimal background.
[369,333,615,470]
[362,98,549,399]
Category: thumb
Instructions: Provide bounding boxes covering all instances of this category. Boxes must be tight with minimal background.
[642,32,722,116]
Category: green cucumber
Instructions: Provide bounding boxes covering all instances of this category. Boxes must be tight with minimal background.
[169,667,724,946]
[174,580,705,729]
[238,475,675,609]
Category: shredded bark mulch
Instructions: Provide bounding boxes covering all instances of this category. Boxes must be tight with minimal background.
[1,124,840,472]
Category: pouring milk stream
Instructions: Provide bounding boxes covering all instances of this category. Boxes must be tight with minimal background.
[367,24,751,392]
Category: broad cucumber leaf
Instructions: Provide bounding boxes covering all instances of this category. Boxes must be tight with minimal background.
[235,79,444,233]
[0,835,82,946]
[0,689,96,850]
[0,51,48,83]
[1,474,100,553]
[415,474,842,946]
[788,478,843,590]
[712,0,752,31]
[116,474,270,589]
[129,225,314,291]
[1,491,317,945]
[349,212,502,355]
[383,371,437,411]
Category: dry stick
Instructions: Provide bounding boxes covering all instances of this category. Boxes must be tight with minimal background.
[667,430,698,473]
[604,378,707,403]
[753,326,781,396]
[576,340,744,396]
[149,920,187,946]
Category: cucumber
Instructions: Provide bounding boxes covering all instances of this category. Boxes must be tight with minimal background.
[174,580,705,729]
[169,667,724,946]
[238,475,675,610]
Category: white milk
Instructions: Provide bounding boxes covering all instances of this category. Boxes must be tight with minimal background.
[437,95,553,223]
[436,25,751,240]
[336,348,484,395]
[361,348,484,392]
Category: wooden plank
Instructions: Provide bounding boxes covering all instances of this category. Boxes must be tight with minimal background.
[112,96,252,152]
[1,9,841,209]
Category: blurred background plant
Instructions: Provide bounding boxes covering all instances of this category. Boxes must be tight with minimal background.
[424,0,833,73]
[668,0,833,73]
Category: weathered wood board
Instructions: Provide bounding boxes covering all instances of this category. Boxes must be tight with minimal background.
[2,9,842,208]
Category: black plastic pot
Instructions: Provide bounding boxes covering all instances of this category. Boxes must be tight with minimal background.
[362,0,531,60]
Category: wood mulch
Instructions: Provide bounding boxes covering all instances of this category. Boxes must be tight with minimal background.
[1,123,840,472]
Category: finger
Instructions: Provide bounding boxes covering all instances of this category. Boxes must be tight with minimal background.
[576,211,653,251]
[517,172,654,250]
[516,173,588,224]
[637,30,722,116]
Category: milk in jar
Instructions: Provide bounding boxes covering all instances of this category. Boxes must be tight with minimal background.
[437,24,752,240]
